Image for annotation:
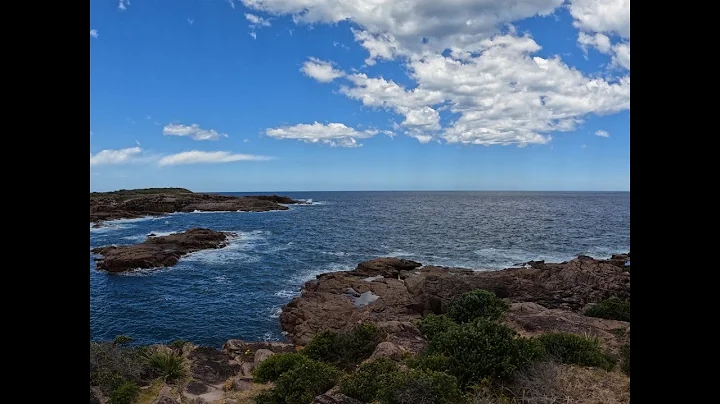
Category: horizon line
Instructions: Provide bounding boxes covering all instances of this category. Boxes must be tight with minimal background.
[91,188,630,193]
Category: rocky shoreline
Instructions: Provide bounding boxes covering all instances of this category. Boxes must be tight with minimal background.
[91,228,235,272]
[90,188,302,224]
[90,253,630,404]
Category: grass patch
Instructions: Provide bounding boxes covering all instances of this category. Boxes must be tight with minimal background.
[584,297,630,322]
[108,381,139,404]
[620,343,630,376]
[146,350,186,381]
[535,333,617,371]
[503,361,630,404]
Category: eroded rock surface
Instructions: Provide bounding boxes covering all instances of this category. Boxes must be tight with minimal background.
[91,228,234,272]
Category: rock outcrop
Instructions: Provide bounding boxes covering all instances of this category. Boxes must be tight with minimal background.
[90,188,303,223]
[280,255,630,346]
[91,228,234,272]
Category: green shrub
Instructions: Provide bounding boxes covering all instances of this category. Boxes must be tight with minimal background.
[340,358,399,402]
[418,315,458,340]
[257,360,342,404]
[253,353,312,383]
[536,333,616,371]
[447,290,510,324]
[404,353,451,373]
[301,323,383,370]
[113,335,133,345]
[90,342,147,394]
[146,351,186,381]
[584,297,630,322]
[620,343,630,376]
[108,381,139,404]
[427,319,544,387]
[376,369,464,404]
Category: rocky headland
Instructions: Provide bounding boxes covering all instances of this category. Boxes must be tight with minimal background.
[90,188,302,224]
[281,254,631,348]
[91,228,235,272]
[90,253,630,404]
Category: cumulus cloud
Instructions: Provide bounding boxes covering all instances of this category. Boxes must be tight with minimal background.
[594,130,610,137]
[569,0,630,39]
[163,123,229,141]
[301,58,345,82]
[246,13,271,27]
[118,0,129,11]
[90,147,142,166]
[244,0,629,146]
[241,0,563,59]
[266,122,378,147]
[570,0,630,71]
[90,29,99,38]
[158,151,271,166]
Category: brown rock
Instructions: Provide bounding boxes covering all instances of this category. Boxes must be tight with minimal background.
[240,362,254,377]
[254,349,275,366]
[91,228,233,272]
[312,386,364,404]
[154,396,180,404]
[280,254,631,348]
[505,302,630,352]
[231,377,254,391]
[187,346,241,385]
[367,341,404,362]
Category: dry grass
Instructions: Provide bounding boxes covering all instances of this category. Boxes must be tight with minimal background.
[135,379,165,404]
[218,382,273,404]
[502,361,630,404]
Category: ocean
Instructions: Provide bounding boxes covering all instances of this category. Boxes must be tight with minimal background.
[89,191,630,348]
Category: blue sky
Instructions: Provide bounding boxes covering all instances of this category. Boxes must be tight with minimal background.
[90,0,630,192]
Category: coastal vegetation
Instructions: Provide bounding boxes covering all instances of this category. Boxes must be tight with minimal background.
[584,296,631,322]
[89,254,630,404]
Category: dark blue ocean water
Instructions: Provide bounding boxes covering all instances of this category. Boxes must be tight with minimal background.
[90,191,630,348]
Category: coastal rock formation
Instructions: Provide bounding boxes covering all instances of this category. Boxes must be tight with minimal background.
[280,255,630,346]
[91,228,234,272]
[89,187,303,223]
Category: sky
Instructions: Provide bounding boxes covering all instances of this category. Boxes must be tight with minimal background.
[90,0,630,192]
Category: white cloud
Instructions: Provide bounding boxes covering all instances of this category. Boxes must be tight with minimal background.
[245,0,630,146]
[158,151,271,166]
[241,0,563,59]
[90,147,142,166]
[577,32,611,54]
[90,29,99,38]
[227,0,236,9]
[266,122,378,147]
[577,32,630,70]
[118,0,129,11]
[246,13,271,27]
[569,0,630,39]
[301,58,345,82]
[594,130,610,137]
[188,18,195,25]
[163,123,229,141]
[249,32,257,39]
[570,0,630,71]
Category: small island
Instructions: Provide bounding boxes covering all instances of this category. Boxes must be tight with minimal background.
[91,228,236,272]
[90,187,303,224]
